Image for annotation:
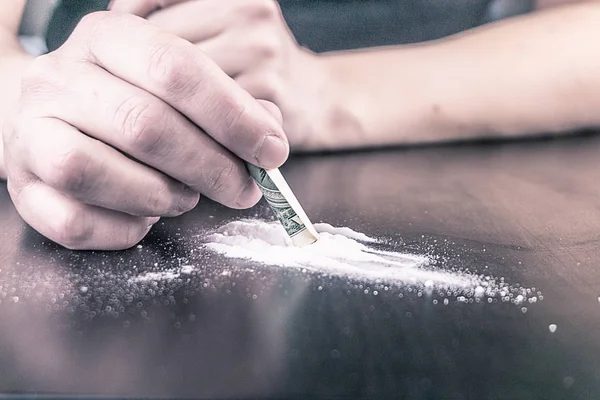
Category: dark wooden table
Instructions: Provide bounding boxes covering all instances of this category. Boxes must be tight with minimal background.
[1,133,600,399]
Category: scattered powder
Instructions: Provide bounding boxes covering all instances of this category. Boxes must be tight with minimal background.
[202,219,527,296]
[128,265,196,283]
[515,295,525,304]
[549,324,557,333]
[180,265,195,274]
[129,270,181,283]
[0,218,543,323]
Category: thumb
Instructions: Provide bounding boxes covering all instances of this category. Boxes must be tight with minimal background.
[256,99,290,165]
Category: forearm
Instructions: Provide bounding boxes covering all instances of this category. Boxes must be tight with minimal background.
[0,31,33,179]
[317,3,600,149]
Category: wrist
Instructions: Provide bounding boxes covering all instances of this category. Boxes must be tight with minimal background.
[313,48,428,150]
[281,48,361,152]
[296,51,369,151]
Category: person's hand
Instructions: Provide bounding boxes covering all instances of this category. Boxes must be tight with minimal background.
[109,0,337,150]
[2,11,289,250]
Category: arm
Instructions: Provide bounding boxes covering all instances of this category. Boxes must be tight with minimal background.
[316,2,600,149]
[0,0,33,178]
[109,0,600,150]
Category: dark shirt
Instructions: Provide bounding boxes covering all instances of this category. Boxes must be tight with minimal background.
[42,0,527,53]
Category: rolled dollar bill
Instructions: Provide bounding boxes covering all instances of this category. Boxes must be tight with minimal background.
[245,162,319,247]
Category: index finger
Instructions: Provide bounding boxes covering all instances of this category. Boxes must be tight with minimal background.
[65,11,289,169]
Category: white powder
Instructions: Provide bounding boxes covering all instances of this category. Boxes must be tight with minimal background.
[129,270,181,283]
[128,264,196,283]
[203,219,483,290]
[313,223,377,243]
[180,265,195,274]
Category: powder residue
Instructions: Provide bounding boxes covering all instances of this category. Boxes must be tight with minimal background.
[129,270,181,283]
[313,223,377,243]
[203,219,482,290]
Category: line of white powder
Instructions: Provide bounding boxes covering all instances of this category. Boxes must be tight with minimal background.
[202,219,483,290]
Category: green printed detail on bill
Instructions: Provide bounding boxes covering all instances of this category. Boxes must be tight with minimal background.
[246,163,308,239]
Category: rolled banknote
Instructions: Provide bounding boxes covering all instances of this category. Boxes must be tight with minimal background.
[245,162,319,247]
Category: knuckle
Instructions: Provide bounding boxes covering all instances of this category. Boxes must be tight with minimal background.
[206,157,236,196]
[72,12,140,58]
[243,0,280,21]
[21,54,61,93]
[20,57,46,89]
[254,36,280,60]
[54,207,94,249]
[146,40,196,98]
[258,76,282,101]
[147,41,176,82]
[117,98,168,153]
[46,147,94,195]
[74,11,111,36]
[68,11,112,48]
[239,74,282,102]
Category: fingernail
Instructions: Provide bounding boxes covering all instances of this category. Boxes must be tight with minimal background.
[107,0,115,10]
[177,187,199,213]
[235,177,260,208]
[254,134,289,169]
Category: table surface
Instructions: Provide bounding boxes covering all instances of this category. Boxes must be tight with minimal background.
[1,133,600,399]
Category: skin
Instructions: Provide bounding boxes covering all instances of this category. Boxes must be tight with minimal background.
[0,0,29,180]
[0,0,598,250]
[0,3,289,250]
[318,0,600,149]
[110,0,329,148]
[111,0,600,151]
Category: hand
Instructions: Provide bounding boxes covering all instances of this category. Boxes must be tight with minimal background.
[2,11,289,250]
[110,0,338,150]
